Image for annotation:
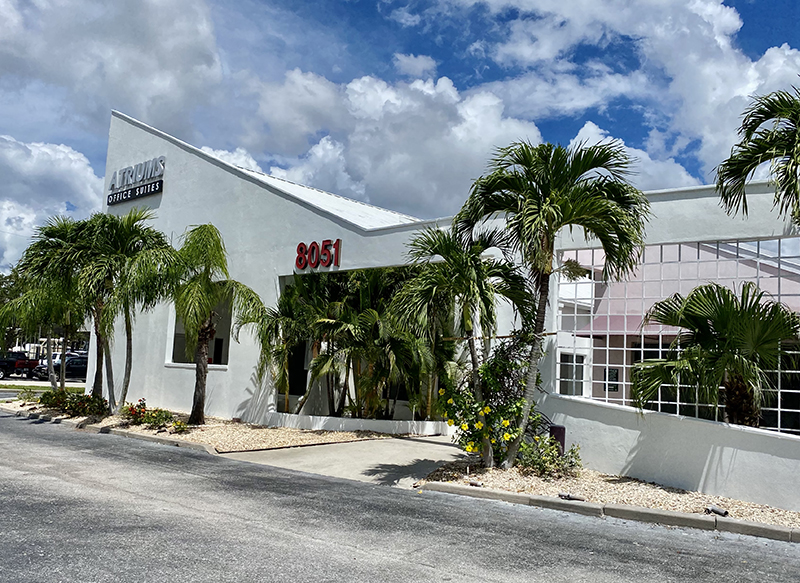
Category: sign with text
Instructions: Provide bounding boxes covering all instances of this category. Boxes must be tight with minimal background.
[107,155,166,206]
[296,239,341,270]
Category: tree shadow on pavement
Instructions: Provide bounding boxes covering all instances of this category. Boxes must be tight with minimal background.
[361,458,450,486]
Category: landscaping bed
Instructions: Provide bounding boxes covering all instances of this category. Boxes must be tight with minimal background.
[3,399,391,453]
[423,457,800,529]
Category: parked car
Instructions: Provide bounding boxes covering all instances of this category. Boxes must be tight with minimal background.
[0,351,39,379]
[32,356,88,382]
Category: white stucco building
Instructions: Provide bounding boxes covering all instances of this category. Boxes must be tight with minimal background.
[96,111,800,435]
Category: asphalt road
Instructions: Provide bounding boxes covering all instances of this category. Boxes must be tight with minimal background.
[1,413,798,583]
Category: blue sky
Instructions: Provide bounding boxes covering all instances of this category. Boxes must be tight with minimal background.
[0,0,799,268]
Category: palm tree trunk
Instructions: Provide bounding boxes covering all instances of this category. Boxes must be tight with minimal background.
[116,307,134,412]
[189,319,214,425]
[503,270,549,469]
[59,328,69,393]
[103,336,116,414]
[292,377,314,414]
[46,331,57,391]
[92,329,104,399]
[467,333,494,468]
[336,364,349,416]
[723,374,760,427]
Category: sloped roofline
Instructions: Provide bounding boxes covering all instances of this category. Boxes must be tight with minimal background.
[110,111,450,233]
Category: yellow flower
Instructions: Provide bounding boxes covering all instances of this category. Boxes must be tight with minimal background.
[438,388,446,395]
[501,419,510,427]
[447,419,454,426]
[447,398,454,405]
[534,435,540,441]
[503,432,511,441]
[443,412,448,418]
[465,444,473,452]
[483,406,491,414]
[461,423,469,431]
[491,438,496,444]
[475,421,483,430]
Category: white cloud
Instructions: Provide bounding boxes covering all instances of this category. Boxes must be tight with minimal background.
[0,135,102,268]
[444,0,800,180]
[570,122,700,191]
[0,0,222,138]
[265,75,542,218]
[200,147,263,172]
[248,69,350,155]
[389,7,422,27]
[270,137,366,201]
[393,53,437,78]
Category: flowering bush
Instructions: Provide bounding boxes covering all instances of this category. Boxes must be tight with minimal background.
[143,408,174,429]
[438,335,530,464]
[64,394,108,417]
[172,420,189,433]
[120,398,148,425]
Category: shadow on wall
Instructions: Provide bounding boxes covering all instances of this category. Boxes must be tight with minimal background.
[537,392,800,512]
[235,368,276,423]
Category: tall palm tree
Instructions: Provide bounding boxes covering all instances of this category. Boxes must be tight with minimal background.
[632,282,800,427]
[394,227,532,467]
[454,140,650,467]
[172,224,263,425]
[15,217,89,392]
[87,209,176,410]
[717,86,800,223]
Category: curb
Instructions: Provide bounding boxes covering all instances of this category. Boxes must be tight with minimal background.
[420,481,800,543]
[1,404,218,456]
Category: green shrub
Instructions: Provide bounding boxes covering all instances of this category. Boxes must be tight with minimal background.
[16,387,37,402]
[143,408,173,429]
[120,398,147,424]
[517,436,581,479]
[39,389,69,410]
[64,394,108,417]
[38,389,107,418]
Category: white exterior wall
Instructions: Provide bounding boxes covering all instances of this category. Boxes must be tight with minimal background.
[93,113,448,423]
[538,391,800,511]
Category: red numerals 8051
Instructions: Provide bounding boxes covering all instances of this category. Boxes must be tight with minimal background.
[296,239,341,270]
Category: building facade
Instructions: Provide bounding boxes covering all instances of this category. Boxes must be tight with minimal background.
[98,112,799,431]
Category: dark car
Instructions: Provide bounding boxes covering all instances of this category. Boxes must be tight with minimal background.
[32,356,88,382]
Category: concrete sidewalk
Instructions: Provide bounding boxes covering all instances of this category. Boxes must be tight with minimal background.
[222,434,466,488]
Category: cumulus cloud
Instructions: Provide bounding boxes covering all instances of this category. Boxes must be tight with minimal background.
[0,136,102,268]
[0,0,222,138]
[393,53,437,78]
[199,147,263,172]
[569,122,700,191]
[445,0,800,180]
[248,69,350,155]
[264,75,541,218]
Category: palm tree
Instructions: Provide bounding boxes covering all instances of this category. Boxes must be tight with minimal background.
[454,140,650,467]
[0,276,74,391]
[394,227,532,467]
[15,217,89,392]
[172,224,263,425]
[632,282,800,427]
[717,86,800,223]
[86,209,176,410]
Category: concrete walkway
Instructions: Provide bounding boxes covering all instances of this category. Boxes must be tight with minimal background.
[222,434,466,488]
